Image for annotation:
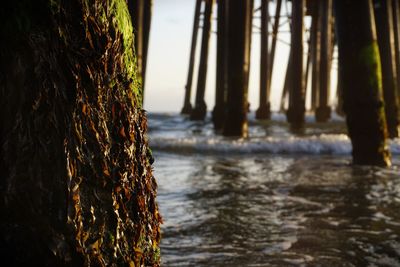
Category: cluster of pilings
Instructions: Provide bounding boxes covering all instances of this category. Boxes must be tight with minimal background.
[180,0,400,165]
[181,0,339,134]
[182,0,254,137]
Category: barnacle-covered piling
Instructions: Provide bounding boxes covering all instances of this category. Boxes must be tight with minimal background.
[0,0,161,265]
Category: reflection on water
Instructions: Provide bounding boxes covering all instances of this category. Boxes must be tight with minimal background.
[149,113,400,266]
[155,153,400,266]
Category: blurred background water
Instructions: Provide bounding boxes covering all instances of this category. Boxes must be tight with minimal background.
[148,112,400,266]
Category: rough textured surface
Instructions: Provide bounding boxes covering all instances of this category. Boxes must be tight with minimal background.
[0,0,161,266]
[374,0,400,138]
[335,0,391,166]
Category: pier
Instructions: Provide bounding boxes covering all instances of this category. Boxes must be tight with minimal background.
[2,1,400,265]
[135,0,399,164]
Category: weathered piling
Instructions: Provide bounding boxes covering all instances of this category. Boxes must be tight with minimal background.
[336,65,345,116]
[129,0,144,101]
[0,0,161,265]
[142,0,152,91]
[256,0,271,119]
[315,0,332,122]
[374,0,400,138]
[304,32,312,96]
[310,1,320,111]
[128,0,152,102]
[191,0,214,120]
[281,51,292,111]
[129,0,143,74]
[287,0,305,128]
[392,0,400,103]
[182,0,202,114]
[223,0,253,137]
[268,0,282,89]
[334,0,391,166]
[212,0,227,130]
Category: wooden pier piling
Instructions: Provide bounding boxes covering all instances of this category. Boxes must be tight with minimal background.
[392,0,400,105]
[128,0,153,103]
[287,0,306,128]
[315,0,332,122]
[268,0,282,90]
[374,0,400,138]
[223,0,254,137]
[182,0,202,114]
[281,51,292,111]
[310,1,320,112]
[256,0,271,120]
[335,0,391,166]
[212,0,228,130]
[142,0,152,92]
[191,0,214,120]
[336,65,344,116]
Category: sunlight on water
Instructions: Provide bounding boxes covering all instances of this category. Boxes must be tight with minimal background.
[149,112,400,266]
[148,112,400,156]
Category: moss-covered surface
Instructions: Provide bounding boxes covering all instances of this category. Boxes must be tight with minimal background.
[359,42,383,91]
[358,42,389,145]
[354,42,391,165]
[335,0,392,166]
[0,0,160,266]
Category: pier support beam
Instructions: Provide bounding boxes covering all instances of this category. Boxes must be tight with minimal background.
[182,0,202,114]
[213,0,228,130]
[256,0,271,120]
[130,0,143,73]
[336,65,345,116]
[335,0,391,166]
[310,2,320,112]
[281,51,292,111]
[287,0,305,128]
[0,0,161,264]
[128,0,152,103]
[223,0,253,137]
[374,0,400,138]
[142,0,152,91]
[315,0,332,122]
[392,0,400,105]
[191,0,214,120]
[268,0,282,89]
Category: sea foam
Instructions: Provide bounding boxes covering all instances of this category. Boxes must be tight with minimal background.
[150,135,400,155]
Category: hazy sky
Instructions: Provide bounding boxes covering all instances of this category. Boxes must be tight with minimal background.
[144,0,337,113]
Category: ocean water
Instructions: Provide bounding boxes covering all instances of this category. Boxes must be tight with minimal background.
[148,112,400,266]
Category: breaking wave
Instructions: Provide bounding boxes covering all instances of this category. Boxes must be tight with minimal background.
[150,134,400,155]
[147,112,400,155]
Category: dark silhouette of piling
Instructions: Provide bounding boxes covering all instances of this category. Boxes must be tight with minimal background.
[304,32,312,97]
[335,0,391,166]
[142,0,152,92]
[213,0,227,130]
[256,0,271,119]
[336,65,345,116]
[130,0,143,73]
[287,0,305,128]
[316,0,333,122]
[281,51,292,111]
[128,0,152,103]
[268,0,282,89]
[392,0,400,104]
[191,0,214,120]
[223,0,253,137]
[182,0,202,114]
[310,1,320,111]
[374,0,400,138]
